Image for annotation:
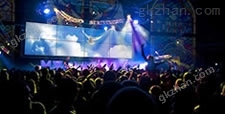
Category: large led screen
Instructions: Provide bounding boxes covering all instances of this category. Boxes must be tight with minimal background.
[24,22,133,58]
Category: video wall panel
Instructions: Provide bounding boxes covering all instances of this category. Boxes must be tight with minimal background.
[24,22,133,58]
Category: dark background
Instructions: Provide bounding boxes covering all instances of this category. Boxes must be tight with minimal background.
[195,0,224,65]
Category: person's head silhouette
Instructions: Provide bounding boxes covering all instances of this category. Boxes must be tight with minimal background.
[146,55,154,61]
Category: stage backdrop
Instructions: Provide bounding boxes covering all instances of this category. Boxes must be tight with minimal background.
[24,22,133,59]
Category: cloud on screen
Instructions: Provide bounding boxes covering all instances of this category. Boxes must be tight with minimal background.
[57,34,87,56]
[109,45,132,58]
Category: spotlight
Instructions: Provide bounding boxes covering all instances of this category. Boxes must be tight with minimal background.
[127,14,132,20]
[155,51,159,55]
[43,8,50,14]
[111,25,116,30]
[53,8,58,12]
[104,26,108,31]
[133,20,139,24]
[215,63,218,66]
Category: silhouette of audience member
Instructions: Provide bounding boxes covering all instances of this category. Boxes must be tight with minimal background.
[149,85,170,114]
[120,80,139,87]
[0,80,30,113]
[103,71,117,83]
[140,44,170,81]
[203,83,225,114]
[0,68,10,83]
[139,74,154,92]
[141,44,163,72]
[94,77,103,89]
[37,68,56,112]
[90,81,123,114]
[0,60,224,114]
[29,101,47,114]
[106,86,157,114]
[49,77,78,114]
[173,72,197,114]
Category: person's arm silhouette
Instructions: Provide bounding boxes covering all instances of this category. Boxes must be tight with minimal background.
[141,44,148,61]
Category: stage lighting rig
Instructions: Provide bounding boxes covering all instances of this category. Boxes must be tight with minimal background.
[37,0,55,16]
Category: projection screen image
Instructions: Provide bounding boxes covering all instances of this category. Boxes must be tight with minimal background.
[24,22,133,58]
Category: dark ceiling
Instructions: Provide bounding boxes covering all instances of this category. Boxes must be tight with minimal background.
[194,0,224,63]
